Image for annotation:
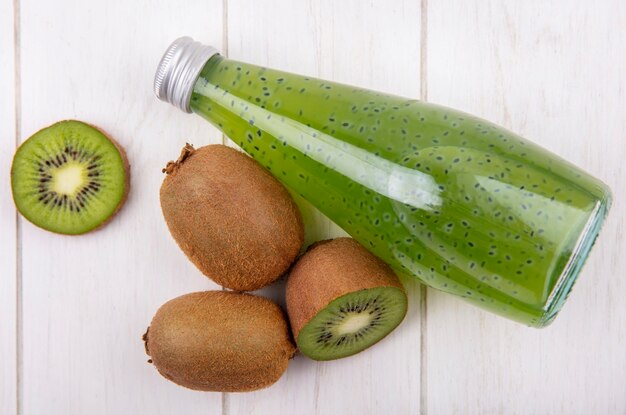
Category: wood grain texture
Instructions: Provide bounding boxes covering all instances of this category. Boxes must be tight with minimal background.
[425,1,626,413]
[225,1,422,414]
[17,0,224,413]
[0,0,17,413]
[2,0,625,414]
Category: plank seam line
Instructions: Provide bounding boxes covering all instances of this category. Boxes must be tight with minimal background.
[221,3,230,415]
[13,0,23,412]
[220,0,229,147]
[221,392,229,415]
[419,0,428,414]
[419,0,428,103]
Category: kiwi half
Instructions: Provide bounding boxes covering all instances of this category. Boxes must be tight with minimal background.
[286,238,408,361]
[11,120,129,235]
[143,291,295,392]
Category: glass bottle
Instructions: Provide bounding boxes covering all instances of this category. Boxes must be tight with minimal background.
[154,37,611,327]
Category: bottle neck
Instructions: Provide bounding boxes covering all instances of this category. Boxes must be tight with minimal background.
[153,37,219,113]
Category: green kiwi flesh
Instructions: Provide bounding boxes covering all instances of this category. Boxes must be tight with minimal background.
[297,286,407,360]
[11,120,129,235]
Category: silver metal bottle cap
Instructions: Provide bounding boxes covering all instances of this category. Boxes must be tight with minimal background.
[153,37,219,113]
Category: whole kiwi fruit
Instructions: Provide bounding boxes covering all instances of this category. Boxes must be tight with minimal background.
[286,238,408,361]
[143,291,296,392]
[160,144,304,291]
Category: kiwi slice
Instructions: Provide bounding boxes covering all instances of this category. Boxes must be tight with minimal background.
[286,238,408,361]
[11,120,129,235]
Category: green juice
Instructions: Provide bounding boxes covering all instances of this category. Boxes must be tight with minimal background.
[188,54,610,327]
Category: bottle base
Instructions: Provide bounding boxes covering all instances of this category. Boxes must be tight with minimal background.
[537,191,612,328]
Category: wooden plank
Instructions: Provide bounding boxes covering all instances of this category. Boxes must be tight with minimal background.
[18,0,225,413]
[226,1,422,414]
[0,0,18,413]
[425,1,626,413]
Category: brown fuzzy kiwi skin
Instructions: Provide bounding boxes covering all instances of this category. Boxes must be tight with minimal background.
[143,291,296,392]
[10,120,131,235]
[159,144,304,291]
[286,237,406,342]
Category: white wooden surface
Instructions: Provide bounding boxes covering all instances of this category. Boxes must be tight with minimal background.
[0,0,17,414]
[425,2,626,413]
[1,1,624,414]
